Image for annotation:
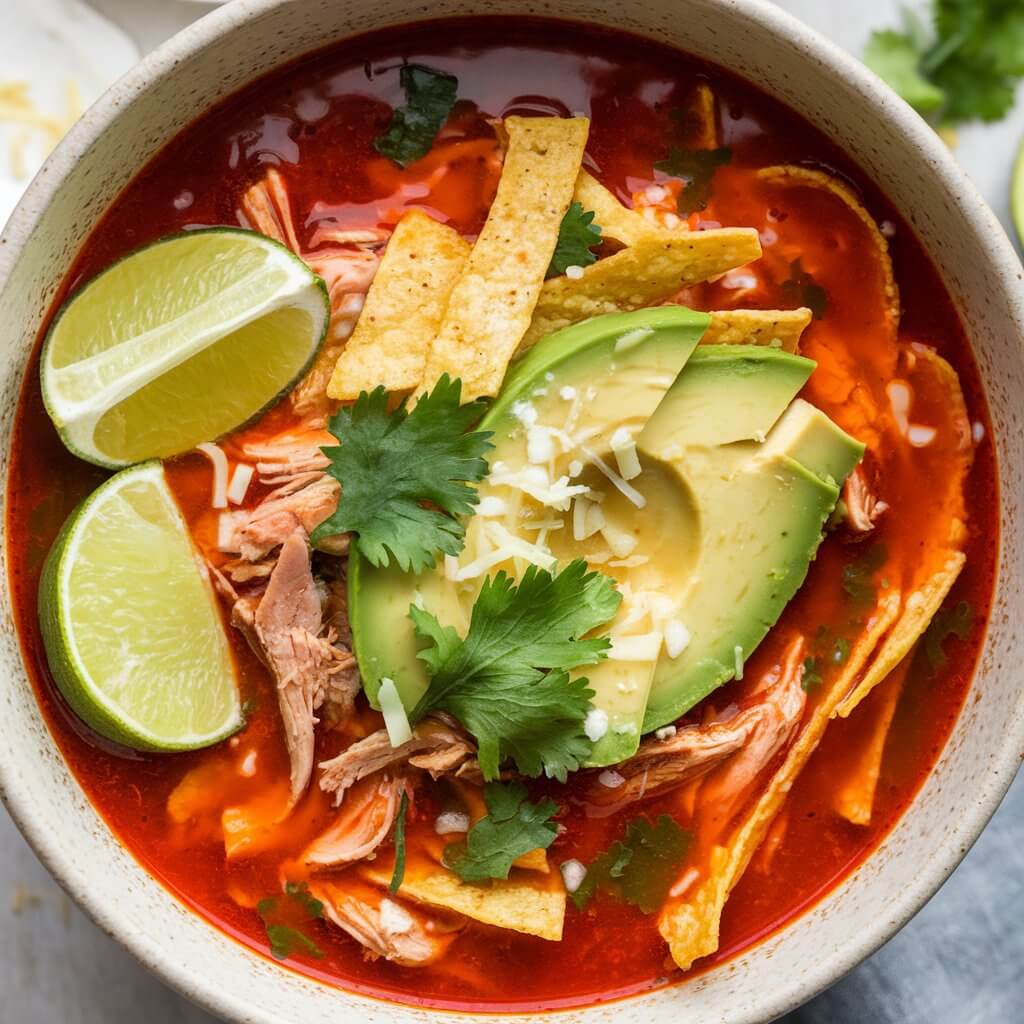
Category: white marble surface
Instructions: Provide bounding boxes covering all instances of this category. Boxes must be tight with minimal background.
[1,1,1021,1022]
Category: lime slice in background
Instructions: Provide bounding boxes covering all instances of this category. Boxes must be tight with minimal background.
[41,228,329,468]
[38,461,242,751]
[1014,138,1024,249]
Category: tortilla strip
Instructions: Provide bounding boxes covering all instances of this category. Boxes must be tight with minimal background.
[757,165,900,331]
[520,228,762,348]
[692,82,719,149]
[417,116,589,401]
[659,589,902,970]
[573,170,663,247]
[364,865,565,941]
[701,307,812,353]
[835,553,965,718]
[834,660,911,826]
[327,210,469,399]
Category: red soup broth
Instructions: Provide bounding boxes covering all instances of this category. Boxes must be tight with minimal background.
[5,16,998,1012]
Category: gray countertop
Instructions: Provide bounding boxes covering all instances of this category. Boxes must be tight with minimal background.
[2,2,1021,1021]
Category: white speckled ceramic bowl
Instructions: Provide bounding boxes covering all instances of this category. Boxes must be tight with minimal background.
[1,1,1022,1021]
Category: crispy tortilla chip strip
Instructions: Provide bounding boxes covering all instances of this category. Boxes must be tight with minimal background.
[835,553,965,718]
[327,210,470,399]
[417,116,589,401]
[573,170,663,247]
[701,307,812,353]
[364,865,565,941]
[834,660,911,825]
[659,590,902,970]
[757,165,900,332]
[520,228,762,348]
[692,82,719,149]
[454,782,549,873]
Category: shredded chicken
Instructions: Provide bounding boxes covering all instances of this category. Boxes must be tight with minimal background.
[241,432,332,486]
[230,473,341,562]
[320,718,475,804]
[843,465,889,536]
[311,876,461,965]
[254,532,355,805]
[303,775,406,868]
[239,169,383,424]
[697,636,808,827]
[585,719,753,807]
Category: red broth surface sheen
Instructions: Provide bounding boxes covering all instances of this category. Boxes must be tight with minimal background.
[5,17,998,1012]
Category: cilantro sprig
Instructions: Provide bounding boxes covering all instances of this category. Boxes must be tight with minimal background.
[865,2,1024,127]
[256,882,324,961]
[547,202,603,278]
[653,145,732,214]
[443,782,559,882]
[780,259,828,320]
[312,375,493,573]
[924,598,974,668]
[389,790,409,894]
[409,560,621,781]
[571,815,692,914]
[374,64,459,167]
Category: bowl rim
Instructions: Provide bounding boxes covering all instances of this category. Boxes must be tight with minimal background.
[1,0,1023,1021]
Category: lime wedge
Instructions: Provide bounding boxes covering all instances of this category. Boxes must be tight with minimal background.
[1014,137,1024,249]
[41,229,329,468]
[38,461,242,751]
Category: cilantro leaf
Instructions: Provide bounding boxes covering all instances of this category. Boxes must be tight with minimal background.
[374,64,459,167]
[389,790,409,894]
[442,782,559,881]
[780,259,828,320]
[547,202,603,278]
[802,656,823,693]
[864,30,946,114]
[409,560,622,781]
[256,886,324,961]
[865,1,1024,127]
[924,599,974,668]
[841,543,888,608]
[571,815,692,914]
[312,375,493,573]
[653,145,732,214]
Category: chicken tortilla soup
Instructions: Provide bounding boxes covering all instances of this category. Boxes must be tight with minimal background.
[6,16,997,1012]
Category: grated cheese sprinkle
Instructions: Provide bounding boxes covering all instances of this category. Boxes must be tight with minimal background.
[226,463,254,505]
[196,442,229,509]
[581,446,646,508]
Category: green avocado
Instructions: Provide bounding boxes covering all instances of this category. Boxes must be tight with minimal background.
[349,305,711,726]
[637,346,864,732]
[348,313,863,772]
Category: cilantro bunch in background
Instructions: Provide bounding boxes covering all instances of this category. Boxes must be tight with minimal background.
[865,1,1024,128]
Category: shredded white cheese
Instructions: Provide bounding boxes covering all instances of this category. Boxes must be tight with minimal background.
[584,707,609,741]
[734,644,745,680]
[664,619,691,659]
[560,859,587,893]
[597,770,625,789]
[559,385,577,401]
[476,495,508,517]
[455,521,556,581]
[527,425,556,464]
[655,725,677,741]
[196,442,229,509]
[216,512,239,553]
[614,326,655,352]
[609,427,642,480]
[226,463,254,505]
[443,554,460,580]
[378,677,413,746]
[434,810,471,835]
[908,424,937,447]
[511,400,538,427]
[581,446,646,508]
[567,459,584,478]
[608,632,663,662]
[565,265,585,280]
[599,521,638,559]
[490,463,589,511]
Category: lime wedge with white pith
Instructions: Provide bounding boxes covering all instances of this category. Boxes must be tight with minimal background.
[41,228,329,468]
[38,461,242,751]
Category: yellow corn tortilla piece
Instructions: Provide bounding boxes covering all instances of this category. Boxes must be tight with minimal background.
[757,165,900,332]
[520,228,762,349]
[327,210,469,399]
[364,865,565,941]
[417,116,589,401]
[692,82,719,149]
[573,170,663,247]
[835,553,966,719]
[834,661,911,826]
[659,590,902,970]
[702,307,813,353]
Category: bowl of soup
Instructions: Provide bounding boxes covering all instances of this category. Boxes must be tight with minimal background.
[1,0,1021,1021]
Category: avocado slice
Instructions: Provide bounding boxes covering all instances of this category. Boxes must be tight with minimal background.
[637,347,864,732]
[349,306,711,723]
